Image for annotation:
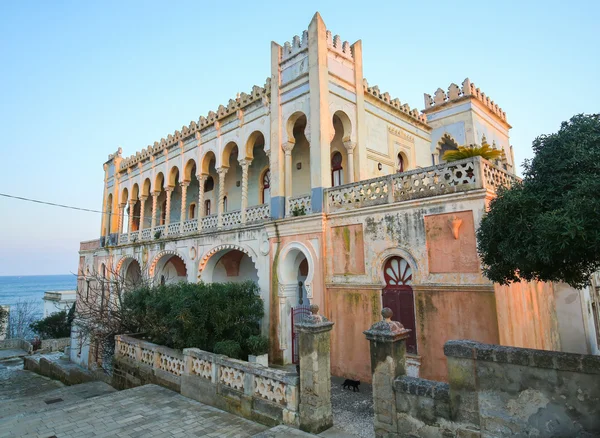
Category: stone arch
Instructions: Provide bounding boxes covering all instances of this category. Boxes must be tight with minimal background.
[200,150,216,175]
[167,165,180,187]
[197,243,259,279]
[332,110,352,142]
[148,250,188,279]
[221,141,239,169]
[142,178,152,197]
[183,158,197,182]
[115,256,143,287]
[372,247,420,286]
[285,111,308,143]
[131,183,140,201]
[277,241,315,299]
[436,133,460,162]
[243,130,267,160]
[120,187,129,205]
[154,172,165,193]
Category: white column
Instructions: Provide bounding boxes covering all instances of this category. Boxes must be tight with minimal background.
[150,192,159,233]
[282,141,294,215]
[197,173,206,227]
[128,201,135,236]
[164,187,174,233]
[240,159,251,224]
[139,196,147,232]
[217,167,227,229]
[179,181,189,234]
[118,203,126,235]
[344,140,356,184]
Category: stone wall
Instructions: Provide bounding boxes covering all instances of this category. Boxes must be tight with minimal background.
[374,338,600,437]
[112,335,299,428]
[0,338,32,353]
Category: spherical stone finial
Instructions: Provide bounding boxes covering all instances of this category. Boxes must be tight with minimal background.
[310,304,319,315]
[382,307,393,321]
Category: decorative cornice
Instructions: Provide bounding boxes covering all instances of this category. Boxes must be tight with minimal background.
[119,78,272,172]
[423,78,510,127]
[387,126,415,143]
[363,78,430,128]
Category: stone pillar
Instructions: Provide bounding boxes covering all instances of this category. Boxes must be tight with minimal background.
[150,192,159,233]
[128,201,135,234]
[118,203,126,235]
[343,140,356,183]
[295,304,334,434]
[179,181,189,233]
[240,159,250,224]
[364,308,411,438]
[282,141,294,214]
[217,167,227,229]
[164,187,174,231]
[197,173,206,225]
[139,196,147,232]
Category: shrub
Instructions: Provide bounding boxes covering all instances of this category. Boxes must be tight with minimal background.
[246,335,269,356]
[122,281,264,353]
[214,340,242,359]
[30,306,73,339]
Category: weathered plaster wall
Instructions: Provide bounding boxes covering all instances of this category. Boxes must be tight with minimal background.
[494,281,561,352]
[415,289,499,381]
[326,287,381,382]
[331,224,365,275]
[553,282,589,354]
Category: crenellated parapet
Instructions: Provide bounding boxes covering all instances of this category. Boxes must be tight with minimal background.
[423,78,508,123]
[281,30,309,62]
[363,79,429,126]
[326,30,353,60]
[118,78,272,171]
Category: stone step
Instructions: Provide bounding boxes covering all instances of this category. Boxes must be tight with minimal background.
[0,368,64,402]
[0,384,269,438]
[0,380,116,420]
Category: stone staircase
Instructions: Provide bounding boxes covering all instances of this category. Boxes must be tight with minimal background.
[0,357,323,438]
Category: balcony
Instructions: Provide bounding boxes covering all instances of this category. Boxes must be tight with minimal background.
[324,156,518,213]
[114,158,517,246]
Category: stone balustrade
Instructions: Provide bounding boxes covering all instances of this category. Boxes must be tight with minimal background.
[222,210,242,228]
[287,194,312,217]
[245,203,270,223]
[325,156,519,213]
[113,334,299,427]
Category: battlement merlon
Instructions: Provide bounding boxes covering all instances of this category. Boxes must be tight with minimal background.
[423,78,511,128]
[116,78,272,173]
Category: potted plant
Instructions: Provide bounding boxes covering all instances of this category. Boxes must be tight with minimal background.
[154,230,162,240]
[246,335,269,366]
[291,205,306,217]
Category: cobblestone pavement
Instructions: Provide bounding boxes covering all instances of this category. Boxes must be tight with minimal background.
[328,376,375,438]
[0,358,64,402]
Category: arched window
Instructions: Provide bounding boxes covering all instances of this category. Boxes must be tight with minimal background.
[223,196,228,213]
[331,151,343,187]
[189,203,196,220]
[261,169,271,204]
[160,200,167,225]
[204,176,214,192]
[397,154,405,173]
[205,200,211,216]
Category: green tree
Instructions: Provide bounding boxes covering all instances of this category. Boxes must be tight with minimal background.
[477,114,600,288]
[30,306,73,339]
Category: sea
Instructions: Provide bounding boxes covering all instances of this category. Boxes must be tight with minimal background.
[0,275,77,316]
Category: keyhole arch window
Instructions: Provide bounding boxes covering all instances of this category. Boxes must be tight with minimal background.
[331,151,343,187]
[204,200,211,216]
[397,153,405,173]
[261,168,271,204]
[384,256,413,286]
[160,200,167,225]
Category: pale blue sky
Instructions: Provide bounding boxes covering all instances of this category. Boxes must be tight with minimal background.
[0,0,598,275]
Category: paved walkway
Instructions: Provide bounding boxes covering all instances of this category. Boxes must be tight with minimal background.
[329,376,375,438]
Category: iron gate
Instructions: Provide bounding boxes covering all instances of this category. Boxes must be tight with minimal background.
[291,305,312,364]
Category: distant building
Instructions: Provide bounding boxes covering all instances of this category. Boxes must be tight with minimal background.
[43,291,76,317]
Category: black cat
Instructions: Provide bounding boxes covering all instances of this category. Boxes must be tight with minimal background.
[342,379,360,392]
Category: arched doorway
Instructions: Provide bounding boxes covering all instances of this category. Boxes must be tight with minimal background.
[201,248,259,284]
[119,258,142,290]
[278,242,314,364]
[153,253,188,285]
[382,256,417,353]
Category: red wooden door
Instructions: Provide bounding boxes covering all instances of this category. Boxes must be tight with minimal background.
[382,256,417,354]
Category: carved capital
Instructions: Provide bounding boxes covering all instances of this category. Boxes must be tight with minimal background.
[282,141,295,154]
[239,158,252,169]
[164,186,174,193]
[343,140,356,152]
[179,181,190,188]
[216,167,228,177]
